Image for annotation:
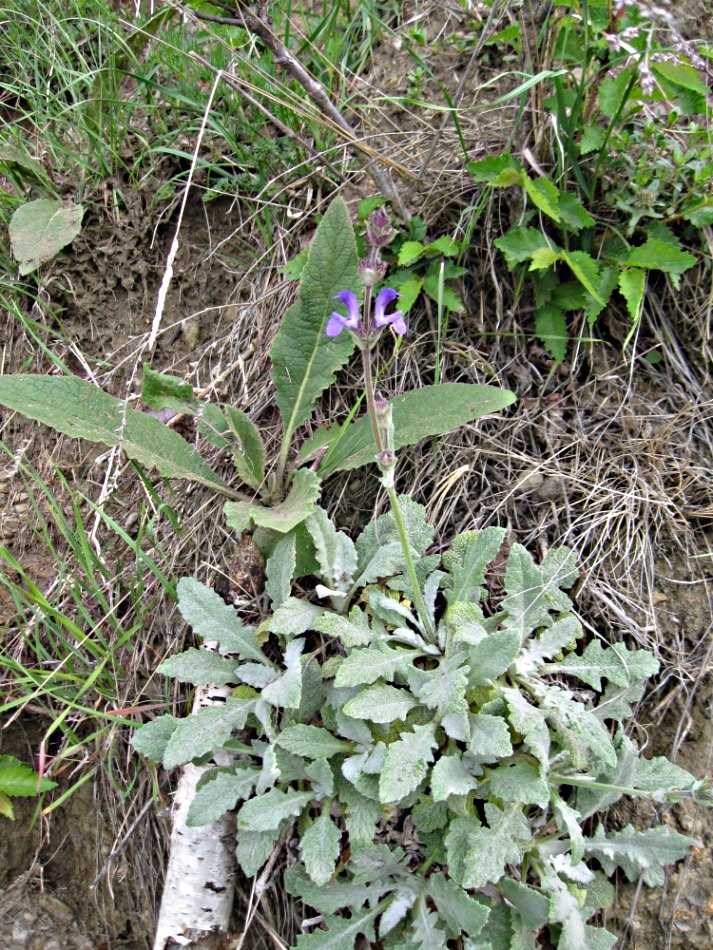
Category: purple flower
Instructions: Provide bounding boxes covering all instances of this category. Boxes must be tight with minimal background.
[326,290,361,337]
[373,287,407,335]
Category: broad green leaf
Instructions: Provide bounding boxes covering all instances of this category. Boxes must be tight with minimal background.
[468,153,522,184]
[270,197,360,441]
[598,68,634,117]
[461,804,530,888]
[275,724,354,759]
[163,697,258,768]
[529,247,561,270]
[499,879,549,931]
[284,862,378,914]
[224,406,267,489]
[486,761,549,807]
[547,640,659,691]
[235,829,278,877]
[502,688,550,766]
[379,723,438,804]
[494,227,554,268]
[380,889,418,936]
[618,267,646,324]
[469,713,513,762]
[584,824,694,886]
[411,898,448,949]
[626,239,696,275]
[408,654,469,718]
[265,532,296,607]
[634,756,699,796]
[313,607,373,647]
[224,468,320,534]
[304,758,334,797]
[0,756,57,796]
[502,544,576,642]
[237,787,313,832]
[562,250,604,304]
[536,305,568,364]
[515,614,581,675]
[142,366,200,414]
[177,577,268,664]
[523,175,561,222]
[300,813,342,886]
[576,732,639,818]
[430,753,478,801]
[335,642,422,688]
[465,629,521,686]
[261,639,304,709]
[428,872,489,936]
[424,268,464,312]
[557,191,595,230]
[343,682,419,723]
[130,715,179,763]
[305,506,357,590]
[651,60,710,97]
[267,596,323,638]
[157,647,238,686]
[186,767,259,826]
[299,384,515,477]
[443,527,506,604]
[294,906,379,949]
[0,376,234,495]
[399,240,426,265]
[540,685,617,770]
[10,198,84,274]
[428,235,461,257]
[353,541,406,590]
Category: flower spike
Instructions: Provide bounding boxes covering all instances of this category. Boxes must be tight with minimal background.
[373,287,407,335]
[326,290,361,337]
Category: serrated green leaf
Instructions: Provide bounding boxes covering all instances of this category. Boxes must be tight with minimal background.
[598,68,634,117]
[523,175,561,221]
[408,654,469,718]
[502,688,551,766]
[335,641,421,688]
[186,767,259,826]
[651,60,710,96]
[461,804,530,888]
[431,753,478,801]
[305,505,357,590]
[264,532,296,607]
[626,239,696,275]
[411,898,448,949]
[399,240,426,265]
[584,824,694,886]
[380,889,418,936]
[300,812,342,886]
[157,647,238,686]
[529,246,562,270]
[536,305,568,364]
[163,697,258,769]
[270,197,360,441]
[549,640,659,690]
[224,406,267,489]
[516,614,581,674]
[557,191,595,230]
[357,495,433,566]
[423,271,464,312]
[502,544,577,643]
[224,468,321,534]
[618,267,646,324]
[541,684,617,770]
[294,906,379,949]
[343,682,419,723]
[237,787,313,832]
[276,724,354,759]
[284,862,379,914]
[0,376,234,495]
[380,723,438,804]
[131,715,179,763]
[466,628,521,687]
[235,829,278,876]
[177,577,268,664]
[442,527,506,604]
[468,153,523,183]
[634,756,699,796]
[10,198,84,274]
[300,384,515,478]
[0,756,57,796]
[304,757,334,797]
[494,227,554,268]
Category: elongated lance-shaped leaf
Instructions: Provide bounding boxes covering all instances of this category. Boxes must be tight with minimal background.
[270,196,360,445]
[0,375,238,497]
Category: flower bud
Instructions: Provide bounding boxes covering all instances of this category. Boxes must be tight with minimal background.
[366,206,395,249]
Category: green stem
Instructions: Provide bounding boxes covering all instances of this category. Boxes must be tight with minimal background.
[383,482,436,642]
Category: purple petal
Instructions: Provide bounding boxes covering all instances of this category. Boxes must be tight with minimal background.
[326,313,348,337]
[374,288,406,334]
[333,290,360,328]
[388,311,408,335]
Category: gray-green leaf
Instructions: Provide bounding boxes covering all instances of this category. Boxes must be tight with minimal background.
[163,697,258,769]
[343,682,419,723]
[275,724,354,759]
[237,787,314,832]
[10,198,84,274]
[157,647,238,686]
[379,723,438,804]
[177,577,268,664]
[300,812,342,886]
[186,767,259,826]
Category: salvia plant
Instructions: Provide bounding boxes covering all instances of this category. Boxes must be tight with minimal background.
[128,203,711,947]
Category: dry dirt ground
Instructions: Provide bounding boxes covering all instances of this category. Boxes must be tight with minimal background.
[1,1,713,948]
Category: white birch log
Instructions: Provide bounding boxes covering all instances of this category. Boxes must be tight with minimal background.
[153,684,236,950]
